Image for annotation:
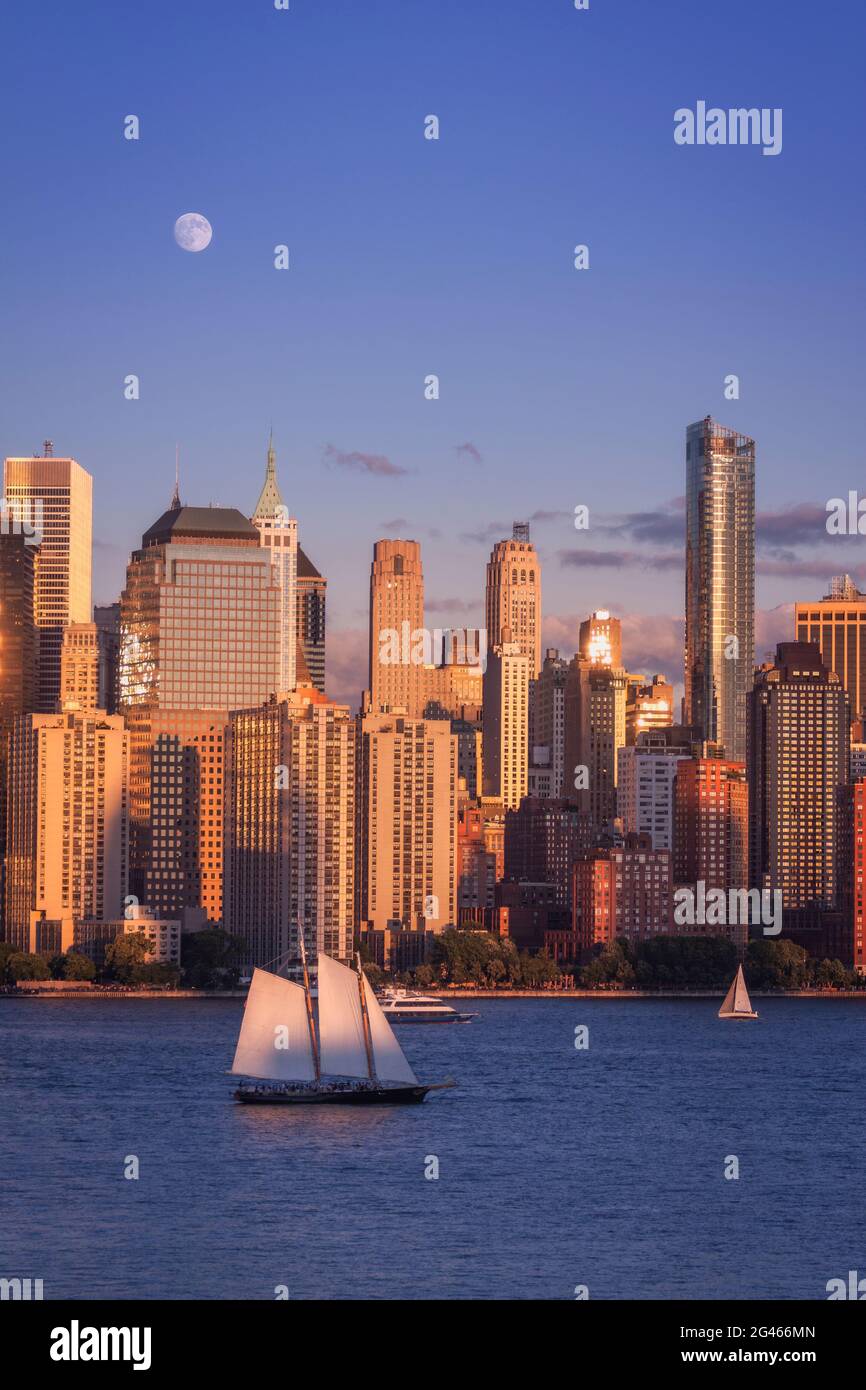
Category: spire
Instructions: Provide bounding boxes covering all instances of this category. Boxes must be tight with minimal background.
[253,430,286,520]
[170,444,182,511]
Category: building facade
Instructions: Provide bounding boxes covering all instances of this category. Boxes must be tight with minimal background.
[224,689,356,966]
[3,448,93,713]
[747,642,849,915]
[482,639,529,810]
[673,751,748,894]
[572,833,672,954]
[252,435,298,695]
[357,712,457,935]
[4,710,129,951]
[368,538,425,715]
[119,504,280,897]
[485,523,541,681]
[795,576,866,726]
[618,733,692,851]
[296,547,326,694]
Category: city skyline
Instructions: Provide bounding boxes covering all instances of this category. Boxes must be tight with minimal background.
[2,0,864,712]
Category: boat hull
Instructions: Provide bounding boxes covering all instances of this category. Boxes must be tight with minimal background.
[384,1013,476,1024]
[719,1012,759,1020]
[235,1084,435,1106]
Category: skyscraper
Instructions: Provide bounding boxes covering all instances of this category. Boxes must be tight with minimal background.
[3,446,93,713]
[59,623,102,711]
[119,503,280,897]
[748,642,849,917]
[795,576,866,727]
[482,638,529,809]
[0,532,38,938]
[529,648,569,798]
[617,728,693,851]
[485,522,541,681]
[296,547,326,693]
[93,603,121,713]
[357,712,457,934]
[626,674,674,745]
[224,688,356,966]
[252,434,298,694]
[4,710,128,951]
[145,711,227,927]
[368,538,425,715]
[563,611,628,832]
[684,417,755,762]
[673,749,748,904]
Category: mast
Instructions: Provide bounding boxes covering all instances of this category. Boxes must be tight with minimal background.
[356,952,376,1082]
[298,924,320,1081]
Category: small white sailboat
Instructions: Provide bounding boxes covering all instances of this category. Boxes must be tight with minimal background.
[230,940,456,1105]
[718,964,758,1020]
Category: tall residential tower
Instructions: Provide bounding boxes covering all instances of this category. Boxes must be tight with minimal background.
[684,417,755,762]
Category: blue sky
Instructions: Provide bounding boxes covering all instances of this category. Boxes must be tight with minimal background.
[2,0,864,702]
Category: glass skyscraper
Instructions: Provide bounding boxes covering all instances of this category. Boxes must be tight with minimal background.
[119,503,280,898]
[684,417,755,763]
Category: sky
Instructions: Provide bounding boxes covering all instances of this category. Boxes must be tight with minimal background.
[1,0,864,706]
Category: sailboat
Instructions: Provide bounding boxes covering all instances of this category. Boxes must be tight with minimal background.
[230,941,456,1105]
[718,964,758,1020]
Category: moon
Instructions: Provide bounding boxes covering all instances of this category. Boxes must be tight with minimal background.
[174,213,213,253]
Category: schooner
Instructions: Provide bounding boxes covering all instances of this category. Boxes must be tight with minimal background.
[230,942,456,1105]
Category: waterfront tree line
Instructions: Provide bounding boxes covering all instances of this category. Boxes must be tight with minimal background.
[1,927,861,993]
[394,930,864,992]
[0,928,246,990]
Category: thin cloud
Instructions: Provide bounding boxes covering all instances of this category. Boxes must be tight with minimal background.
[324,444,407,477]
[558,546,682,571]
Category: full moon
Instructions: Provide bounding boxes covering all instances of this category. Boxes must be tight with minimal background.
[174,212,213,253]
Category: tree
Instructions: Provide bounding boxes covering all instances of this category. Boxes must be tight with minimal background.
[103,931,150,984]
[180,928,244,988]
[516,950,560,988]
[362,962,385,990]
[810,957,852,989]
[136,962,181,988]
[745,938,809,990]
[7,952,51,982]
[62,952,96,981]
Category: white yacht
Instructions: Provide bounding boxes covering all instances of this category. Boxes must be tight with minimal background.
[378,988,476,1024]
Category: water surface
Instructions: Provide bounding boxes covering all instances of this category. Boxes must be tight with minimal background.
[1,996,862,1299]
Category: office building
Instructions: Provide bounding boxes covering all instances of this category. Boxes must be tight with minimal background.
[3,446,93,712]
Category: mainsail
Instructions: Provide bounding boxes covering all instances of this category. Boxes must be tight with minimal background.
[231,968,317,1081]
[316,953,371,1079]
[316,953,419,1084]
[363,981,419,1085]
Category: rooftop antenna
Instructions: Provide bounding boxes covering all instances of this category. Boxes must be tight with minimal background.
[170,444,181,510]
[43,439,54,457]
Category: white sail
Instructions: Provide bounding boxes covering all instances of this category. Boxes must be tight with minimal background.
[231,968,317,1081]
[732,965,753,1014]
[316,953,371,1079]
[362,979,419,1085]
